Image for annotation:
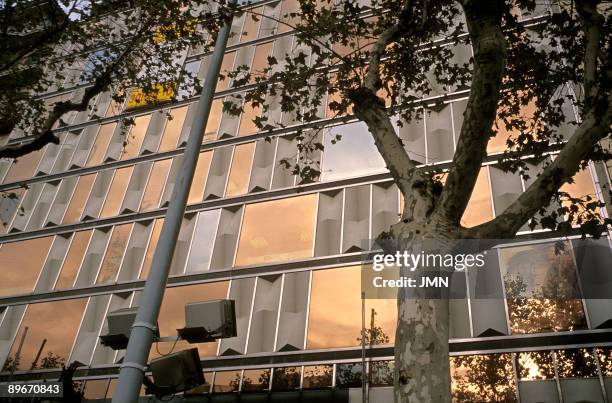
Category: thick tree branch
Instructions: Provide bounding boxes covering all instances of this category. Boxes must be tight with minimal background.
[348,87,419,199]
[468,0,610,239]
[435,0,506,224]
[469,94,612,238]
[574,0,604,108]
[0,35,143,159]
[363,25,399,91]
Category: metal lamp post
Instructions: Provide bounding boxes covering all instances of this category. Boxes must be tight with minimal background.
[112,2,237,401]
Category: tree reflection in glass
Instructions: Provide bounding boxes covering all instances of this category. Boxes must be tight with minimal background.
[335,363,363,388]
[302,365,333,389]
[500,242,587,334]
[271,366,301,391]
[556,348,598,378]
[241,368,270,392]
[516,351,555,380]
[450,353,517,402]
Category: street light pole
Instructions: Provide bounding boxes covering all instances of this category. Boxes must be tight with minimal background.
[112,3,236,401]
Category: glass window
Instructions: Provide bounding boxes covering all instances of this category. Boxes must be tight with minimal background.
[556,348,599,378]
[139,219,164,279]
[0,187,26,233]
[2,298,87,371]
[185,210,220,274]
[99,166,133,218]
[2,148,45,184]
[140,159,171,211]
[204,100,223,142]
[96,224,133,284]
[489,99,537,153]
[62,174,96,224]
[516,351,555,380]
[83,379,110,400]
[302,365,333,389]
[307,266,396,349]
[242,368,270,392]
[370,361,394,387]
[278,0,299,34]
[235,194,317,267]
[86,123,116,167]
[250,41,273,82]
[213,370,241,393]
[560,168,598,223]
[240,7,263,42]
[271,366,301,391]
[450,354,517,402]
[499,241,587,334]
[237,101,262,136]
[153,281,229,359]
[158,107,188,152]
[321,122,386,181]
[460,167,493,227]
[121,115,150,160]
[225,143,255,197]
[0,237,53,297]
[188,151,212,204]
[595,347,612,376]
[335,363,363,388]
[217,52,236,91]
[55,230,93,290]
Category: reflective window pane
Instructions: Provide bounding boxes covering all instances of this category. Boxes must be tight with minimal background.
[217,52,236,91]
[204,100,223,142]
[213,370,241,393]
[278,0,299,34]
[140,159,171,211]
[335,363,363,388]
[517,351,555,380]
[225,143,255,197]
[240,7,263,42]
[83,379,109,400]
[86,123,116,167]
[2,298,87,371]
[250,41,273,82]
[99,166,133,218]
[271,366,301,391]
[153,281,229,359]
[370,361,394,387]
[188,151,212,204]
[121,115,150,160]
[0,237,53,297]
[302,365,333,389]
[460,167,493,227]
[500,242,587,334]
[242,368,270,392]
[185,210,220,273]
[0,187,25,233]
[556,348,599,378]
[96,224,133,284]
[307,266,396,349]
[3,148,44,183]
[321,122,385,181]
[139,218,164,279]
[235,194,317,267]
[55,230,93,290]
[450,354,517,402]
[238,101,262,136]
[62,174,96,224]
[158,107,188,152]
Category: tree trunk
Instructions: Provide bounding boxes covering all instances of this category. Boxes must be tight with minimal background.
[395,295,451,403]
[390,224,456,403]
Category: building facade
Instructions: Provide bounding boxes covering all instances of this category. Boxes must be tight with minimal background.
[0,1,611,402]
